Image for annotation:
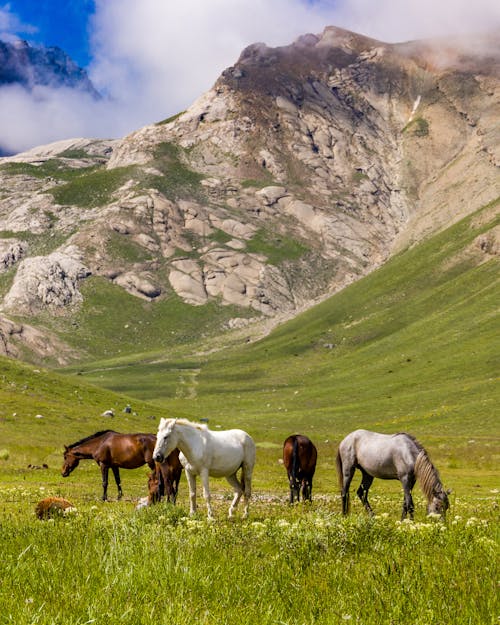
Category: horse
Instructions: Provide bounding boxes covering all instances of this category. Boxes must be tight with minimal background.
[283,434,317,503]
[336,429,450,520]
[153,418,256,520]
[147,449,183,504]
[62,430,165,501]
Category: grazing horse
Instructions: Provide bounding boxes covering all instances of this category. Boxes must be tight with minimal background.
[283,434,317,503]
[62,430,158,501]
[153,418,256,520]
[147,449,183,504]
[336,429,450,520]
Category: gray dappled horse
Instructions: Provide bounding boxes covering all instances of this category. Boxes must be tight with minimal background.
[336,429,450,520]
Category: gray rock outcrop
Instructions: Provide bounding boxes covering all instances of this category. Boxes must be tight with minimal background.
[3,246,90,314]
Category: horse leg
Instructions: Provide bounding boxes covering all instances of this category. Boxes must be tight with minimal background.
[112,466,122,500]
[289,476,299,503]
[100,464,109,501]
[356,471,374,515]
[400,474,416,520]
[303,477,313,502]
[200,468,213,520]
[171,477,179,504]
[226,473,243,518]
[186,470,197,516]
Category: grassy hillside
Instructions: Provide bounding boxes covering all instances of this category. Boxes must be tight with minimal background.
[0,201,497,625]
[58,200,499,493]
[0,357,173,486]
[1,200,498,492]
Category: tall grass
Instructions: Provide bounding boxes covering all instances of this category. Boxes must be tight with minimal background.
[0,489,498,625]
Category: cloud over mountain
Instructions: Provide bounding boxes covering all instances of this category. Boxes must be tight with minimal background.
[1,0,499,154]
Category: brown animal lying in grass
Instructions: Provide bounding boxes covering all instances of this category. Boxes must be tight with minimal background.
[35,497,75,520]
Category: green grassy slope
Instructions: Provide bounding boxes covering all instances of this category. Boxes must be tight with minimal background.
[0,357,172,475]
[64,201,499,489]
[1,200,498,497]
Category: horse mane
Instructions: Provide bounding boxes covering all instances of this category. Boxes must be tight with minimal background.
[67,430,116,449]
[174,418,208,431]
[414,448,445,501]
[394,432,424,451]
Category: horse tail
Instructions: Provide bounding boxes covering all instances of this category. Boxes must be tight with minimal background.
[336,449,344,494]
[240,463,251,498]
[291,437,300,484]
[336,448,350,512]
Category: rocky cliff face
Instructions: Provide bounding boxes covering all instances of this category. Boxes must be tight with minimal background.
[0,39,99,96]
[0,27,498,363]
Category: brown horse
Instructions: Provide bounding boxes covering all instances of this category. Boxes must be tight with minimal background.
[62,430,158,501]
[148,449,183,504]
[283,434,318,503]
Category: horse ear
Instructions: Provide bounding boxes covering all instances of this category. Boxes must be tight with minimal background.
[64,445,69,451]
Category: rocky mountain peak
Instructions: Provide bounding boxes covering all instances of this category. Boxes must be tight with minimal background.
[0,38,100,97]
[0,27,498,364]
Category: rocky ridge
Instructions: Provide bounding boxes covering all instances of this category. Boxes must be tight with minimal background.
[0,27,498,363]
[0,39,100,97]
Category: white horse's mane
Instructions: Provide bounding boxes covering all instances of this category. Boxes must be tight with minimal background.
[173,418,208,431]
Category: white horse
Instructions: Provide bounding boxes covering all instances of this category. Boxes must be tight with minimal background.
[153,418,256,520]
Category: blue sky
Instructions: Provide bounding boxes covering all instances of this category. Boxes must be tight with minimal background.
[1,0,499,154]
[6,0,95,67]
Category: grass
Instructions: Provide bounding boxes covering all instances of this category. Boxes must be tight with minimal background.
[0,160,99,181]
[0,486,498,625]
[28,277,255,363]
[403,116,430,137]
[246,228,309,264]
[105,232,154,263]
[143,142,206,202]
[48,166,136,208]
[0,230,70,257]
[155,111,185,126]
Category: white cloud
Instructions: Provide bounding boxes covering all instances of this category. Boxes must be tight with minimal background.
[0,3,36,39]
[329,0,500,43]
[1,0,499,154]
[0,84,123,153]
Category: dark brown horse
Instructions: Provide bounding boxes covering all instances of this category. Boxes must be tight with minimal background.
[283,434,318,503]
[62,430,158,501]
[148,449,183,504]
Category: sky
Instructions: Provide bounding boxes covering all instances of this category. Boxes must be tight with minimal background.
[0,0,499,154]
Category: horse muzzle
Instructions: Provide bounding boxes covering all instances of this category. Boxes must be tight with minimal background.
[153,452,164,463]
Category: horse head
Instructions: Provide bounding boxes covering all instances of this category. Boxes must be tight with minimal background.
[428,488,451,518]
[61,446,80,477]
[153,418,178,463]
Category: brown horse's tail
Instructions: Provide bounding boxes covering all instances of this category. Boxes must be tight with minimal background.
[291,437,300,484]
[336,448,349,513]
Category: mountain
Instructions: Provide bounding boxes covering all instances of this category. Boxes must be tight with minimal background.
[0,27,498,365]
[0,39,100,96]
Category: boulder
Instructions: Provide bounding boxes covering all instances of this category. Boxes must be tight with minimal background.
[3,246,90,314]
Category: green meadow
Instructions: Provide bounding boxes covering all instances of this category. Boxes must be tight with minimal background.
[0,201,498,624]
